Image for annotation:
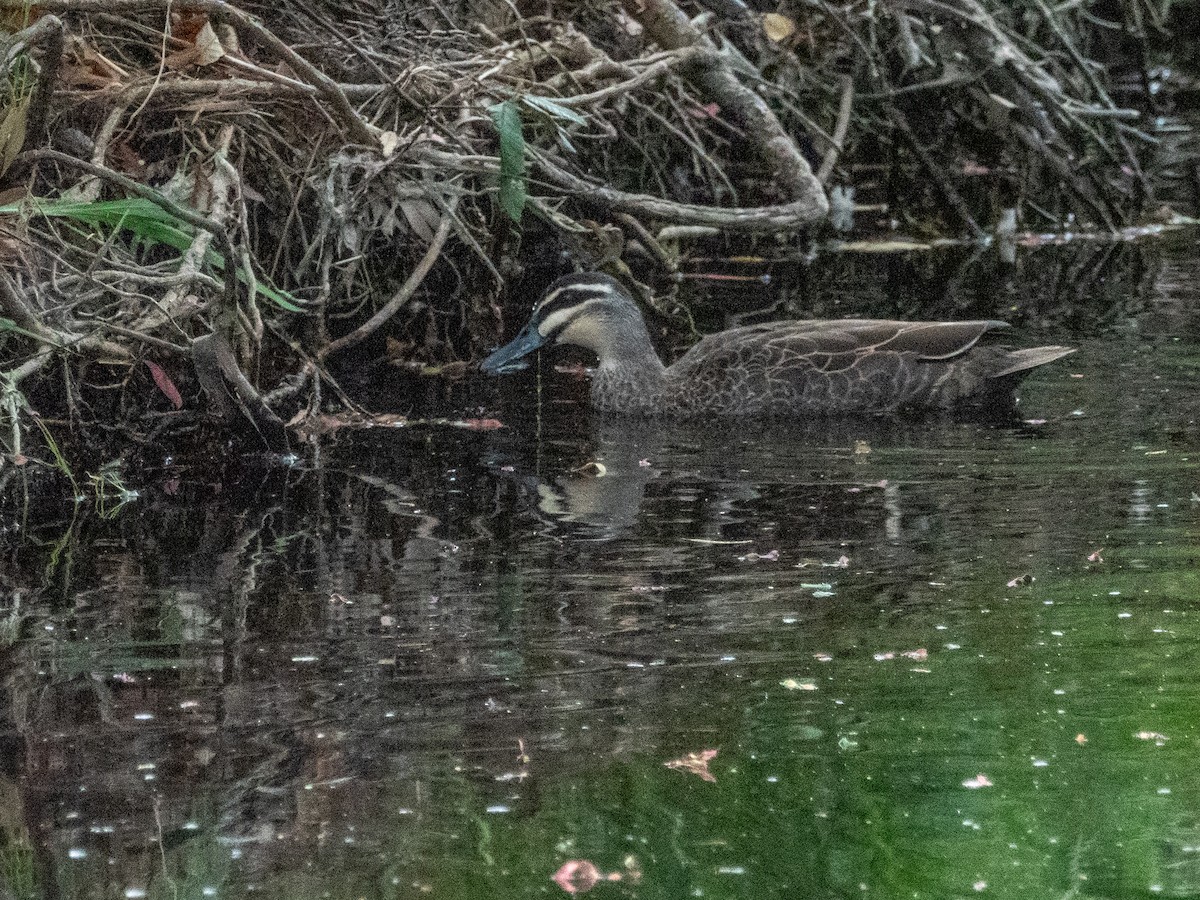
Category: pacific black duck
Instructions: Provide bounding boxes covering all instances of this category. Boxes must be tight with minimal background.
[480,272,1075,417]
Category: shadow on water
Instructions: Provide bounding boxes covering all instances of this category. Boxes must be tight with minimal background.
[0,238,1197,899]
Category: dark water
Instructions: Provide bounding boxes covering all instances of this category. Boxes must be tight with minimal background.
[1,238,1199,900]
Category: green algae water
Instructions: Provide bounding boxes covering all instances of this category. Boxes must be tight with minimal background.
[1,238,1198,900]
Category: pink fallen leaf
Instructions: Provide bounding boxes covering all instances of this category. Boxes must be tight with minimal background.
[638,458,651,467]
[962,774,993,789]
[665,748,718,782]
[873,652,896,661]
[1006,574,1035,588]
[688,102,721,119]
[145,360,183,409]
[902,648,928,661]
[739,549,779,562]
[552,860,621,895]
[457,418,504,430]
[1087,549,1103,563]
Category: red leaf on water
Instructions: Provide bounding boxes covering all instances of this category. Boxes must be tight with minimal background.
[552,860,622,895]
[457,418,504,430]
[665,748,718,782]
[145,360,183,409]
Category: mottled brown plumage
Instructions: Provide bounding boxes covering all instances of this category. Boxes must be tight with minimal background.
[481,273,1075,417]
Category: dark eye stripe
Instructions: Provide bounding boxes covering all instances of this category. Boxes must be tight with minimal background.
[536,281,618,320]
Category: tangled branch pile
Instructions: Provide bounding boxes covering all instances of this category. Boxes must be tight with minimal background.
[0,0,1187,468]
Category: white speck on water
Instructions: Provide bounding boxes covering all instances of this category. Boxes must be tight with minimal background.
[1118,612,1132,618]
[291,656,319,663]
[133,713,153,721]
[1158,787,1172,795]
[720,655,737,662]
[1053,689,1065,695]
[1033,759,1049,767]
[124,890,147,899]
[486,805,511,814]
[717,866,746,875]
[1051,631,1064,636]
[945,643,961,650]
[68,848,87,860]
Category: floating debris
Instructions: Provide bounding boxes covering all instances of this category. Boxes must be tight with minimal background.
[665,749,718,783]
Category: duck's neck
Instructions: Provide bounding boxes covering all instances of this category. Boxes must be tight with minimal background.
[590,330,668,415]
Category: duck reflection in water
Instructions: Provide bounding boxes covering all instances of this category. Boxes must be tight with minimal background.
[512,418,944,543]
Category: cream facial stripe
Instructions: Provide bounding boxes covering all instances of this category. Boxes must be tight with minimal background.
[535,282,618,338]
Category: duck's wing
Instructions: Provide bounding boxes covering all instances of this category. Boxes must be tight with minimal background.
[676,319,1010,372]
[667,319,1023,415]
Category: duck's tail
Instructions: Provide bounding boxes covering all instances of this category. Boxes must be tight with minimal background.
[991,346,1076,379]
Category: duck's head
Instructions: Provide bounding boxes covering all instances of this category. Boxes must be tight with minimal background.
[481,273,650,374]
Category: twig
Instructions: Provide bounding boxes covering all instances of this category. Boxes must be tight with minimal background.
[21,147,241,305]
[321,197,459,358]
[17,16,65,148]
[818,75,854,185]
[0,0,380,146]
[890,105,984,238]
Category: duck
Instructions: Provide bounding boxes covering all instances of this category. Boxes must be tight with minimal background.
[480,272,1075,417]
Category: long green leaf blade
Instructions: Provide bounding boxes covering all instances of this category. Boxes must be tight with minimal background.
[488,100,527,223]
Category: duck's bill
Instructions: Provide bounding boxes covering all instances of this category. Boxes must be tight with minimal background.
[480,321,547,374]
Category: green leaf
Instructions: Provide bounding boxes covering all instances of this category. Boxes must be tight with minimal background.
[488,100,527,223]
[522,94,588,126]
[0,316,51,343]
[0,197,305,312]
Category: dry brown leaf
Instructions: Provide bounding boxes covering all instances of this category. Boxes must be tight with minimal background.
[399,199,440,242]
[763,13,796,42]
[0,95,30,178]
[64,37,129,88]
[379,130,401,157]
[192,21,226,65]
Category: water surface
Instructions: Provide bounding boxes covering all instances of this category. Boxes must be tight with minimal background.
[1,238,1198,900]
